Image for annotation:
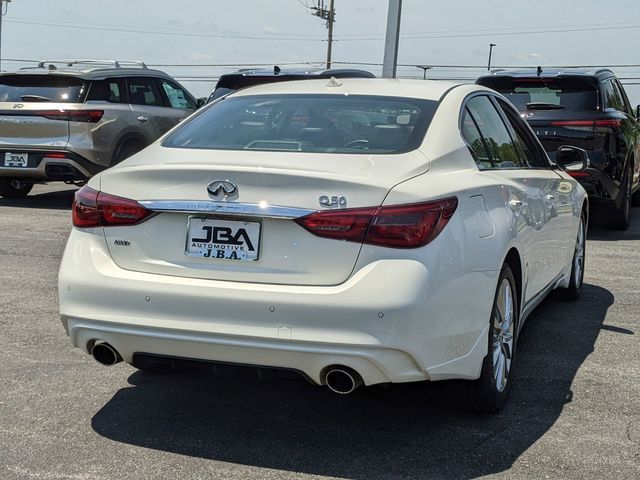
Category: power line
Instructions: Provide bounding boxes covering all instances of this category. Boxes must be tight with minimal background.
[3,19,326,42]
[335,24,640,42]
[4,17,640,45]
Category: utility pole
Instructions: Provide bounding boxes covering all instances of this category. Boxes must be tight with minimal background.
[0,0,12,72]
[487,43,496,71]
[309,0,336,69]
[382,0,402,78]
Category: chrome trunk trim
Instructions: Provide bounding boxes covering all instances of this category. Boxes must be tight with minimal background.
[138,200,314,219]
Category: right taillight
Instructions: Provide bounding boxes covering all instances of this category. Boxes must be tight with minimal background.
[295,197,458,249]
[72,185,153,228]
[551,119,622,132]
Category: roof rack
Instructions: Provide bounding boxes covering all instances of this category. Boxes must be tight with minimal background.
[34,59,148,69]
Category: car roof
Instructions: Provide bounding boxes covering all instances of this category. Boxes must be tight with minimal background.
[1,60,174,81]
[219,67,375,79]
[228,78,462,101]
[478,67,616,81]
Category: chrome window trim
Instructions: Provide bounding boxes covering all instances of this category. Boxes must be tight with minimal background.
[138,200,314,219]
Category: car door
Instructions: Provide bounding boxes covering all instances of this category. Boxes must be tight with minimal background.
[155,78,197,131]
[462,94,569,304]
[613,78,640,188]
[125,76,170,141]
[493,96,576,264]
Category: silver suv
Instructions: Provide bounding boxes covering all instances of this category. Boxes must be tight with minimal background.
[0,60,199,198]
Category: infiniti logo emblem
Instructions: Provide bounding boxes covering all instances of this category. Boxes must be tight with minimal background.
[207,180,238,199]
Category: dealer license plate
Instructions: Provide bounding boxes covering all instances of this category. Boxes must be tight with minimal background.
[4,153,28,167]
[186,217,261,261]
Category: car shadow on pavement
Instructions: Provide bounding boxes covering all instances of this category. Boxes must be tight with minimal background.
[91,283,613,480]
[0,188,76,210]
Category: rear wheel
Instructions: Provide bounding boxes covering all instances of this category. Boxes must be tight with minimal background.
[461,265,518,413]
[633,175,640,207]
[558,212,586,301]
[112,141,145,166]
[0,179,33,198]
[611,169,632,230]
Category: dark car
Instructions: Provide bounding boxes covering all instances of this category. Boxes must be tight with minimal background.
[477,68,640,229]
[207,66,375,103]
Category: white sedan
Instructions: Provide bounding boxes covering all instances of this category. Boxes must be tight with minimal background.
[59,79,588,412]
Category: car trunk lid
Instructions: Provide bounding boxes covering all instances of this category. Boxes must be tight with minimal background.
[97,146,430,286]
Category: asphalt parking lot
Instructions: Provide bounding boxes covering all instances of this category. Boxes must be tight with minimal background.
[1,183,639,480]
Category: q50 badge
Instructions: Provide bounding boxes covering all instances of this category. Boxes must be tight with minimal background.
[319,195,347,208]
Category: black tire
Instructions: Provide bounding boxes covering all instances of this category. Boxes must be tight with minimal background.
[558,212,586,301]
[611,169,632,230]
[112,141,145,166]
[633,180,640,207]
[0,179,33,198]
[460,264,519,413]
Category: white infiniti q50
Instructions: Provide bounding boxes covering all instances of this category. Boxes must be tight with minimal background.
[58,79,588,412]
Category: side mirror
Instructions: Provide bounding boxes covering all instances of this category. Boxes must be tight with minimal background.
[197,97,208,108]
[556,145,590,172]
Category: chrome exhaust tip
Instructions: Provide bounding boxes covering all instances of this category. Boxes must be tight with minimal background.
[324,366,363,395]
[91,342,122,366]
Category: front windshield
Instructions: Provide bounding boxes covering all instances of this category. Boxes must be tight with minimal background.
[164,94,438,154]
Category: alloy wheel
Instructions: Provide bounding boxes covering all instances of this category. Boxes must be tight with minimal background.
[574,219,585,287]
[492,278,515,393]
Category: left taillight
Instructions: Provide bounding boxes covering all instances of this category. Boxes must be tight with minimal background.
[39,109,104,123]
[72,186,153,228]
[295,197,458,249]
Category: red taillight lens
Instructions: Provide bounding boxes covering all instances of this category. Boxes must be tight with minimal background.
[294,207,377,243]
[72,186,153,228]
[567,171,592,178]
[366,199,458,248]
[295,197,458,249]
[72,185,100,227]
[551,119,622,131]
[97,192,153,226]
[594,119,622,128]
[39,109,104,123]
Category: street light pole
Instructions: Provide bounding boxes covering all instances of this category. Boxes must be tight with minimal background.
[487,43,496,71]
[0,0,12,72]
[382,0,402,78]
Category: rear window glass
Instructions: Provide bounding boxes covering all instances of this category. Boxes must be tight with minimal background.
[479,77,598,112]
[0,75,86,103]
[164,94,438,154]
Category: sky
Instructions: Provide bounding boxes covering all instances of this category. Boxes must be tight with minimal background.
[1,0,640,102]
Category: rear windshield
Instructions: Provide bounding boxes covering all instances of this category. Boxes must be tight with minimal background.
[164,94,438,154]
[479,77,599,111]
[209,76,310,102]
[0,75,86,103]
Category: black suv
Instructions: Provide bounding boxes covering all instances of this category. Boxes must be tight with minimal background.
[207,66,375,103]
[477,69,640,229]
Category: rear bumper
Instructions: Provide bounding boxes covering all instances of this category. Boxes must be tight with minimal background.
[59,229,496,386]
[0,149,103,180]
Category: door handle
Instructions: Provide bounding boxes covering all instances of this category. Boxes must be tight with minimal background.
[137,116,148,122]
